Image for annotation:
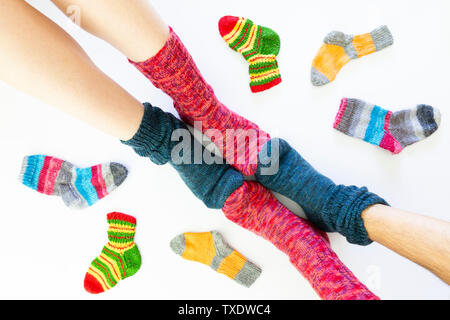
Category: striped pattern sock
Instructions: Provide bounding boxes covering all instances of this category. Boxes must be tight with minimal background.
[170,231,261,288]
[84,212,141,294]
[334,98,441,154]
[19,155,127,209]
[219,16,282,93]
[129,28,270,176]
[311,26,393,86]
[222,181,379,300]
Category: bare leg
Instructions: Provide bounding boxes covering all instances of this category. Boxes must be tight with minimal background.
[50,0,450,285]
[0,2,378,299]
[50,0,169,62]
[0,0,143,140]
[363,205,450,284]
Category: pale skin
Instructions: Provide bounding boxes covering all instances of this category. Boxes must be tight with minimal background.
[0,0,448,285]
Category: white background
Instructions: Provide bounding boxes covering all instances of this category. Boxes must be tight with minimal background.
[0,0,449,300]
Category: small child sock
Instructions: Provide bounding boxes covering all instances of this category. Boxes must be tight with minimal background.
[311,26,393,86]
[334,98,441,154]
[170,231,261,287]
[84,212,141,294]
[255,138,388,245]
[222,181,379,300]
[219,16,282,93]
[19,155,127,209]
[129,28,270,176]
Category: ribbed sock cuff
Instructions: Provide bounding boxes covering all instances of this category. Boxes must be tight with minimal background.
[19,155,44,190]
[128,27,180,83]
[370,25,394,51]
[346,192,389,246]
[234,260,262,288]
[250,75,282,93]
[121,102,187,165]
[333,98,366,133]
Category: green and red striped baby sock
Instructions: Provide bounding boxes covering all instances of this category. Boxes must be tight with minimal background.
[219,16,282,93]
[84,212,141,294]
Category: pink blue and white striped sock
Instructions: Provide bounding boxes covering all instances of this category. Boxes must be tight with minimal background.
[19,155,128,209]
[334,98,441,154]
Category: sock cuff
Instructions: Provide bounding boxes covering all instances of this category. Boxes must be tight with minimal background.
[333,98,349,129]
[19,155,47,190]
[128,27,187,85]
[121,102,187,165]
[107,212,137,226]
[19,155,38,188]
[370,25,394,51]
[249,61,282,93]
[346,192,389,246]
[333,98,370,133]
[233,258,262,288]
[128,26,174,65]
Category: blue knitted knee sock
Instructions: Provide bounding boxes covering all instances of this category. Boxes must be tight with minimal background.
[255,138,388,245]
[122,103,243,209]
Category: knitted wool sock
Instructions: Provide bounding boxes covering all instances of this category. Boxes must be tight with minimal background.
[311,26,393,86]
[122,103,243,209]
[129,28,270,176]
[334,98,441,154]
[255,138,388,245]
[19,155,127,209]
[218,16,282,93]
[222,181,379,300]
[123,106,374,298]
[170,231,261,287]
[84,212,141,294]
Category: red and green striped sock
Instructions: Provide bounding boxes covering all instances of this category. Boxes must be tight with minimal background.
[219,16,282,93]
[84,212,141,294]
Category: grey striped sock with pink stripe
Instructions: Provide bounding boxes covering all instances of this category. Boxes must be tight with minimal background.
[333,98,441,154]
[19,155,128,209]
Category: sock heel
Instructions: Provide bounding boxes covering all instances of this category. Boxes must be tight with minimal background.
[123,245,142,277]
[324,31,353,47]
[260,27,281,56]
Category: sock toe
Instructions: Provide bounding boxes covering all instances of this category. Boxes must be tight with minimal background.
[170,234,186,256]
[417,104,441,136]
[84,273,105,294]
[219,16,240,38]
[311,67,329,86]
[109,163,128,187]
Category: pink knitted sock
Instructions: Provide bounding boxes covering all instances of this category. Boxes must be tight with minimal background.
[129,28,270,176]
[222,181,379,300]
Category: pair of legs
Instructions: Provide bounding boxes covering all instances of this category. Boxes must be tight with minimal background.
[0,0,448,287]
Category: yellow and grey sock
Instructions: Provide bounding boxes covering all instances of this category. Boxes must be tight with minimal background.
[311,26,393,86]
[170,231,261,287]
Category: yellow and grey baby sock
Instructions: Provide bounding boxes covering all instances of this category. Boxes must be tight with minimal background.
[311,26,393,86]
[170,231,261,287]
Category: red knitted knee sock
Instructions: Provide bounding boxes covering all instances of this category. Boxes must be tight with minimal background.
[222,181,379,300]
[129,28,270,176]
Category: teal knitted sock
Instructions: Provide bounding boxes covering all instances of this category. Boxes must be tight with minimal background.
[122,103,243,209]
